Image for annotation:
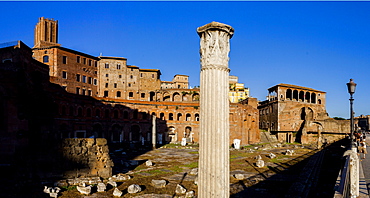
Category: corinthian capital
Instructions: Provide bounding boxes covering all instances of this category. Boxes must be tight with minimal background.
[197,22,234,69]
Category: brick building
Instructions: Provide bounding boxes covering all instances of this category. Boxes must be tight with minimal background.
[259,83,349,144]
[0,17,261,159]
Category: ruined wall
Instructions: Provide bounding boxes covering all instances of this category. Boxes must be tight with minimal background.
[61,138,113,178]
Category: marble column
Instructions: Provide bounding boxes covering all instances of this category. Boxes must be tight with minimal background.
[152,114,156,149]
[197,21,234,198]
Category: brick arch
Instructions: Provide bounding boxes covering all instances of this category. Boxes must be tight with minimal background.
[173,92,181,101]
[192,93,200,101]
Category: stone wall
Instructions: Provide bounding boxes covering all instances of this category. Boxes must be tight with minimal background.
[61,138,113,178]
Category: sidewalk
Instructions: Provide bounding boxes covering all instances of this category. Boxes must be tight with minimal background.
[359,139,370,197]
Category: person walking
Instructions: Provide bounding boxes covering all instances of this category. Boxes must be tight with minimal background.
[358,138,367,159]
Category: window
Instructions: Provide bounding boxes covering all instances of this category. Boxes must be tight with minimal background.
[104,91,108,97]
[82,89,86,95]
[62,71,67,79]
[105,83,108,88]
[76,87,80,94]
[43,55,49,63]
[152,74,155,78]
[93,79,97,85]
[117,64,121,69]
[88,90,92,96]
[119,75,122,78]
[128,83,131,87]
[88,77,92,84]
[77,56,80,63]
[140,73,143,77]
[89,60,92,66]
[82,75,86,83]
[94,61,97,67]
[141,93,145,98]
[105,63,109,68]
[114,83,117,88]
[106,74,109,77]
[129,92,133,97]
[76,74,80,82]
[130,75,133,79]
[83,58,86,64]
[62,56,67,64]
[117,91,121,97]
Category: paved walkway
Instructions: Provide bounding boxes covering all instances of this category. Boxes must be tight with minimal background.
[359,139,370,197]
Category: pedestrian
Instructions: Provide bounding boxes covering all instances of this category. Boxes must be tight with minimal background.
[363,133,367,141]
[358,139,367,159]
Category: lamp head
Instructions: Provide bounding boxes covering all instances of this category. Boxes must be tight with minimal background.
[347,79,357,95]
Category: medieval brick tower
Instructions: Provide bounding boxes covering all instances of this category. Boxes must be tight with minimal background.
[34,17,60,48]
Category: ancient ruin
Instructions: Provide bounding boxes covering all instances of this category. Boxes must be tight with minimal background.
[197,21,234,197]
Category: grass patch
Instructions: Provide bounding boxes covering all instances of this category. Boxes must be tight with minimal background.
[183,162,198,168]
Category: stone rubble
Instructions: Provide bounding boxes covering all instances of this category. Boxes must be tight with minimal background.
[256,159,265,168]
[97,182,106,192]
[255,155,262,160]
[128,184,142,194]
[76,183,91,195]
[146,160,153,166]
[269,153,276,159]
[185,190,195,198]
[189,168,198,175]
[43,186,61,198]
[176,184,187,194]
[151,179,167,188]
[285,149,294,156]
[113,187,123,197]
[234,173,245,180]
[107,180,117,187]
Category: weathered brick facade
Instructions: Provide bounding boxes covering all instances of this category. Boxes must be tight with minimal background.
[259,83,349,144]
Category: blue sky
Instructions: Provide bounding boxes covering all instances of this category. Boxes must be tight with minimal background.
[1,1,370,119]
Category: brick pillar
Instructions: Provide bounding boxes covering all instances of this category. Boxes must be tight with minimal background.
[197,21,234,197]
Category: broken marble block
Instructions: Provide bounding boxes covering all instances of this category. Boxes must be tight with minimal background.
[127,184,141,194]
[256,159,265,168]
[234,173,245,180]
[269,153,276,159]
[97,182,106,192]
[185,190,195,198]
[176,184,187,194]
[151,179,167,188]
[107,180,117,187]
[146,160,153,166]
[113,188,123,197]
[76,183,91,195]
[189,168,198,175]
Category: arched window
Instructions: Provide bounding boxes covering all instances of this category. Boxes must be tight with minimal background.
[195,114,200,121]
[286,89,292,100]
[305,92,311,103]
[160,112,165,120]
[293,90,299,101]
[318,99,322,104]
[43,55,49,63]
[177,113,182,121]
[123,111,129,119]
[117,91,121,97]
[186,113,191,121]
[299,91,304,102]
[169,113,174,120]
[311,93,316,104]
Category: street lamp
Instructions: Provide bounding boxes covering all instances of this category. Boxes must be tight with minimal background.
[347,79,357,148]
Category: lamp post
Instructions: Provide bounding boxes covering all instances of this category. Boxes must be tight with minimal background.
[347,79,357,148]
